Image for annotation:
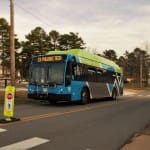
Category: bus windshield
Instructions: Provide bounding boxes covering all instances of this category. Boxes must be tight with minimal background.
[29,62,65,84]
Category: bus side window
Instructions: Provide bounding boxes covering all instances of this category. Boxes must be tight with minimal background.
[65,61,71,86]
[74,64,81,80]
[96,69,103,82]
[88,68,96,82]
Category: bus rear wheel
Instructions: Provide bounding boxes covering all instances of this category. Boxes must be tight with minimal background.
[111,88,117,100]
[81,88,90,105]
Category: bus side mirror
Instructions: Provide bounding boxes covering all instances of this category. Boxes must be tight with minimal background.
[65,75,71,86]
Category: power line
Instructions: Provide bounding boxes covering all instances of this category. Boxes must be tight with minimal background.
[15,2,55,29]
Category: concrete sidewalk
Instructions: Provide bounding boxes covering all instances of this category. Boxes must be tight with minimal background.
[121,125,150,150]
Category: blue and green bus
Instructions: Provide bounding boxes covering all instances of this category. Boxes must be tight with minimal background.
[28,49,123,104]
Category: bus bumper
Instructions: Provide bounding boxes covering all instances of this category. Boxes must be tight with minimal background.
[27,93,71,101]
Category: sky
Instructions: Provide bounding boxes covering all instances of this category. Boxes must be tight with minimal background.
[0,0,150,56]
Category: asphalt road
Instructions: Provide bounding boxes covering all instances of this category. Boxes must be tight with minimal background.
[0,92,150,150]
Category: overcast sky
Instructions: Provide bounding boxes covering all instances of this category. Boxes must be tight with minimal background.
[1,0,150,56]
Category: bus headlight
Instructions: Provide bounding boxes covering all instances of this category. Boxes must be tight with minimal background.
[59,88,63,93]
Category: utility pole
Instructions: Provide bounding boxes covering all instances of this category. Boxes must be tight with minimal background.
[10,0,15,86]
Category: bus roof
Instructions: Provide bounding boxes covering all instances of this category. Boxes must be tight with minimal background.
[46,49,123,74]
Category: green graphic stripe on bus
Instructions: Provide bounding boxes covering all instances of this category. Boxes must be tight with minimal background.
[46,49,122,74]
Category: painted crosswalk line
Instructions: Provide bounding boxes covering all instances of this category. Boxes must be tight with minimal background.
[0,128,7,133]
[0,137,49,150]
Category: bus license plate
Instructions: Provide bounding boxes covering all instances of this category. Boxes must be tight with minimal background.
[43,87,48,93]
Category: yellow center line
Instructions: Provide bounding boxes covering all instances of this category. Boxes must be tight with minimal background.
[21,107,90,122]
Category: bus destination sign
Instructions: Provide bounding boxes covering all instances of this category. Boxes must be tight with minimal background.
[37,55,63,62]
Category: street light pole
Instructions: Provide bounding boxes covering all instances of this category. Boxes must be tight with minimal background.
[10,0,15,86]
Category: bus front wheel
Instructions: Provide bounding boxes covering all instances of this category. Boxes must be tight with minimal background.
[48,99,56,105]
[81,88,90,105]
